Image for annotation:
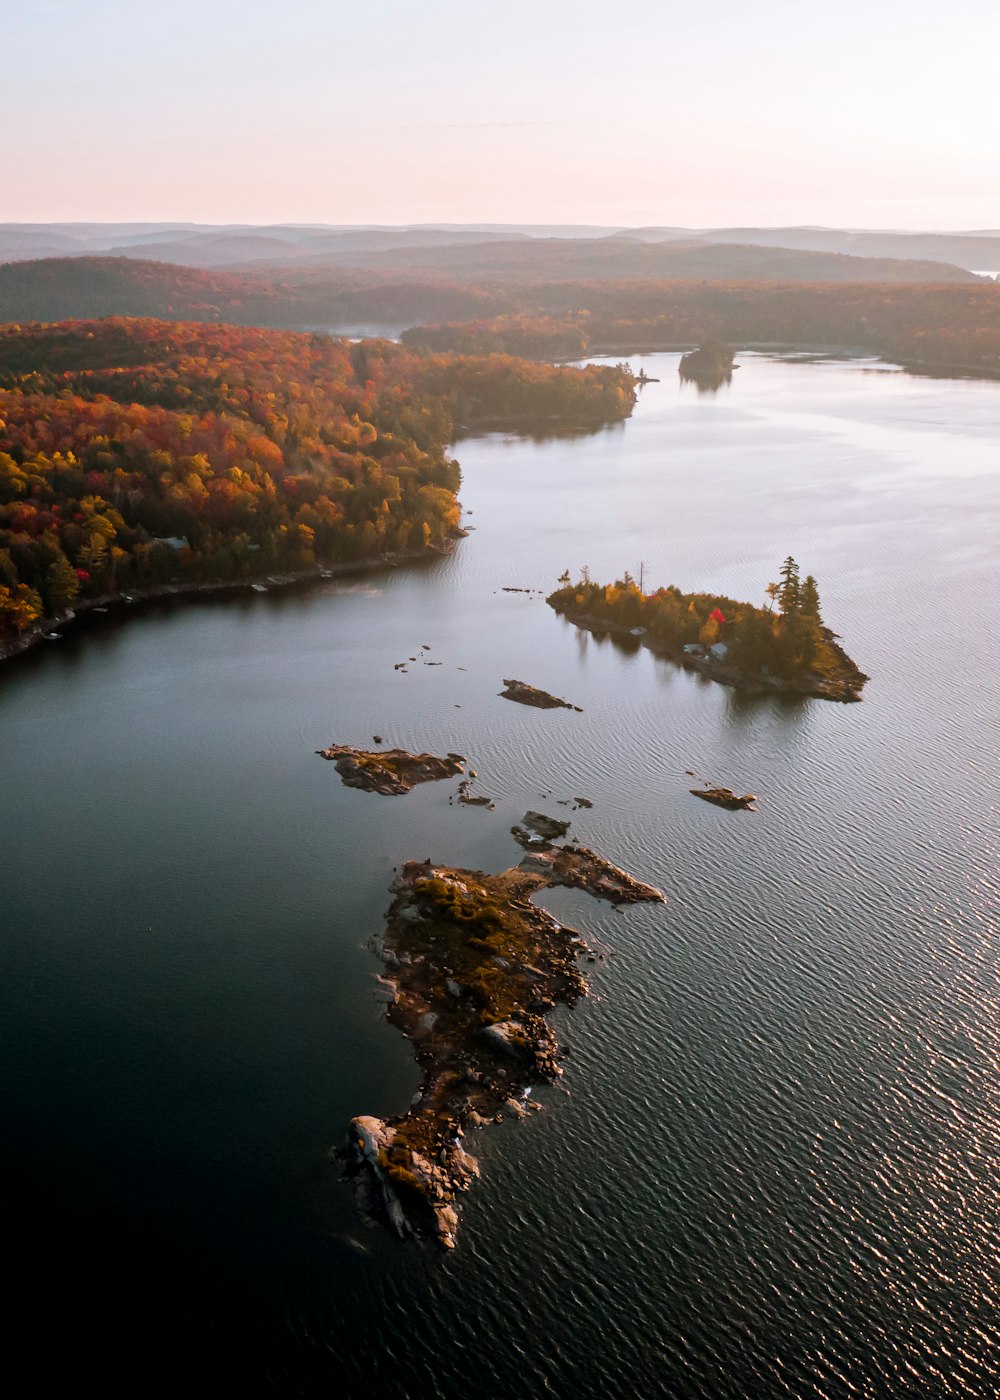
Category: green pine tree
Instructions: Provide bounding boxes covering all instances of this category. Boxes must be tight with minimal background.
[800,574,822,620]
[778,556,801,614]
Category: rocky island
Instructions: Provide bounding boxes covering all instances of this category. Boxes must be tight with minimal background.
[339,824,664,1248]
[499,678,582,710]
[548,558,868,703]
[316,744,466,795]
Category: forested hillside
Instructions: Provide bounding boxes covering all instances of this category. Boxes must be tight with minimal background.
[0,319,635,642]
[402,281,1000,372]
[0,246,982,333]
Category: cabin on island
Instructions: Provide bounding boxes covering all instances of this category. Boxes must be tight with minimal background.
[683,642,729,662]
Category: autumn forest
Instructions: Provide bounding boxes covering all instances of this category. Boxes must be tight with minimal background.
[0,320,635,641]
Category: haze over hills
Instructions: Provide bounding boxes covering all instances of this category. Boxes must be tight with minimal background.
[1,223,998,275]
[628,226,1000,271]
[2,254,998,379]
[0,257,507,329]
[0,242,981,331]
[253,236,976,284]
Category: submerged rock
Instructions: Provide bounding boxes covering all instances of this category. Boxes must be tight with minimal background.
[456,777,496,809]
[521,810,571,842]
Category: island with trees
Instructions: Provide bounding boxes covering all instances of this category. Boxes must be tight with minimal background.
[341,830,664,1249]
[678,339,737,390]
[0,318,636,655]
[547,558,868,701]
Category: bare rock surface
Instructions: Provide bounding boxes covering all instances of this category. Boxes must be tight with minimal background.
[316,744,465,795]
[498,678,581,711]
[690,787,757,811]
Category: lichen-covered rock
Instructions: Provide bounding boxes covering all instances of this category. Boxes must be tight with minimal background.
[316,744,465,795]
[481,1019,531,1057]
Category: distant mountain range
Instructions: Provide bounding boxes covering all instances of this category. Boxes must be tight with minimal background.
[1,222,998,276]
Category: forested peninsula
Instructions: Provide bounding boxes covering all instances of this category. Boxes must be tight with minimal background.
[0,319,635,652]
[400,282,1000,377]
[548,560,868,701]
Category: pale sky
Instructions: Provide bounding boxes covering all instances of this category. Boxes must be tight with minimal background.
[6,0,999,229]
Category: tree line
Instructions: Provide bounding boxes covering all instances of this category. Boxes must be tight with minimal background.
[400,281,1000,374]
[0,318,635,640]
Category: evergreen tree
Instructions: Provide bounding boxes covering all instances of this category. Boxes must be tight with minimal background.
[800,574,822,620]
[778,556,800,613]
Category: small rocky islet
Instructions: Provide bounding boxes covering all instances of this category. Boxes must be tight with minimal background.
[499,677,582,711]
[337,822,664,1249]
[691,787,757,811]
[316,744,466,795]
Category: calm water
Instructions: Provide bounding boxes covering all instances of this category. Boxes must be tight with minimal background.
[2,355,997,1396]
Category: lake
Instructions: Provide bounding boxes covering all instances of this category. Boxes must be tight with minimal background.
[1,353,997,1396]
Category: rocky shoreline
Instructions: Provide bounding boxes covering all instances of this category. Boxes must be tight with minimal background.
[553,609,868,703]
[338,829,664,1249]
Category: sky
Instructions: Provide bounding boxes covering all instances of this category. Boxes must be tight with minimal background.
[6,0,1000,229]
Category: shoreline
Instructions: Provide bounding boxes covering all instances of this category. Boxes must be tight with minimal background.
[554,608,867,703]
[0,540,458,670]
[555,342,1000,382]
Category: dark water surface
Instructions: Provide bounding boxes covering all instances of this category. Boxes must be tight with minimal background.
[2,355,997,1396]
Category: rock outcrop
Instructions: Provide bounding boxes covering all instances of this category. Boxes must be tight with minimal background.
[339,840,664,1248]
[690,787,757,810]
[498,678,582,711]
[316,744,465,795]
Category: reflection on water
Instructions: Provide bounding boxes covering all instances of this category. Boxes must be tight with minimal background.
[1,354,997,1396]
